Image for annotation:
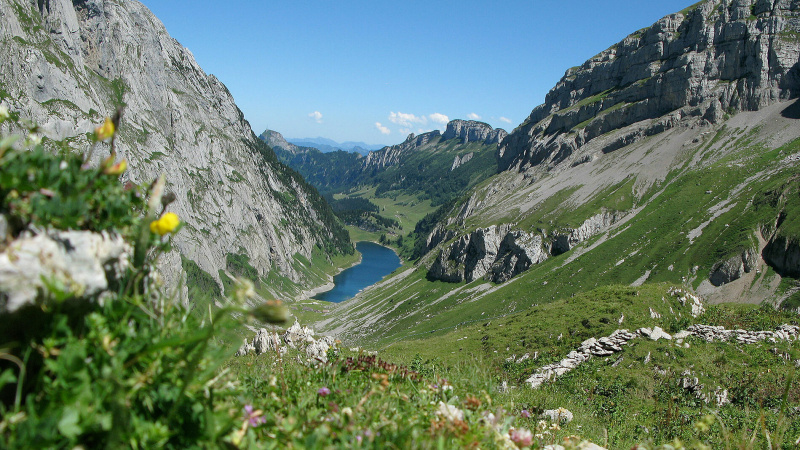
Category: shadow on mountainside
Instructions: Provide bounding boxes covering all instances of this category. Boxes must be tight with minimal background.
[780,98,800,119]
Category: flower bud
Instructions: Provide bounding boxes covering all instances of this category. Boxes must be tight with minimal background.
[250,299,289,324]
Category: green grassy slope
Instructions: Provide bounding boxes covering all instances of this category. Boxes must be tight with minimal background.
[319,103,800,348]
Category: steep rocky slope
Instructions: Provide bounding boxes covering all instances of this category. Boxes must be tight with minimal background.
[424,0,800,288]
[320,0,800,345]
[499,0,800,173]
[0,0,351,297]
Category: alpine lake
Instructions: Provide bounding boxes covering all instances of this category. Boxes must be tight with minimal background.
[313,241,401,303]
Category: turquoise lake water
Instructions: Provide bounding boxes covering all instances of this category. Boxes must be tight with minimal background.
[313,241,401,303]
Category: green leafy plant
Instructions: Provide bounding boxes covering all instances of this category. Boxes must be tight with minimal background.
[0,111,288,448]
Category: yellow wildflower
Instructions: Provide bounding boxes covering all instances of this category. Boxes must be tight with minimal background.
[95,117,115,141]
[149,212,180,236]
[103,159,127,175]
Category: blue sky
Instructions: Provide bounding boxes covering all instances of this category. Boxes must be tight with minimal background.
[139,0,697,146]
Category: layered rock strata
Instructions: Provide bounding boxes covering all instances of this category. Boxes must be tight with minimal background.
[499,0,800,173]
[442,120,507,145]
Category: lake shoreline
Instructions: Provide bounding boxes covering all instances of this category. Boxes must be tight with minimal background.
[312,241,401,304]
[300,249,363,299]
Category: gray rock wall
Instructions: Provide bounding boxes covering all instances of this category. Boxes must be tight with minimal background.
[499,0,800,172]
[0,0,350,293]
[442,120,507,145]
[428,211,621,283]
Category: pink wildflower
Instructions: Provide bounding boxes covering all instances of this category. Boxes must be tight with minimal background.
[509,427,533,447]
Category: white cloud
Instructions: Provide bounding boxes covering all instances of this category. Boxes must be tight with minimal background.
[375,122,391,135]
[429,113,449,125]
[399,128,413,136]
[389,111,427,128]
[467,112,482,120]
[499,116,513,124]
[309,111,323,123]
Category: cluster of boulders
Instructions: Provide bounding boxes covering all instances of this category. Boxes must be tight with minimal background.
[668,287,705,317]
[525,323,799,389]
[235,321,337,364]
[525,329,638,388]
[685,324,799,344]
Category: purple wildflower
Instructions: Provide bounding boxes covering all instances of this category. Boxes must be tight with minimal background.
[243,404,265,427]
[520,409,531,418]
[318,387,331,397]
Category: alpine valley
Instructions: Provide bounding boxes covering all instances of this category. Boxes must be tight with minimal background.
[2,0,800,448]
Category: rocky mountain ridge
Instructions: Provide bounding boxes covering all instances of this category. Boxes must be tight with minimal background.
[319,0,800,347]
[0,0,351,297]
[499,0,800,173]
[421,0,800,289]
[364,120,505,171]
[263,119,507,211]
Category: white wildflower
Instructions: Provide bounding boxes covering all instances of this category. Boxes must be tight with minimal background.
[435,401,464,422]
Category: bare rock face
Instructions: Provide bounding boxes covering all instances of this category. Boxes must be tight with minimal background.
[442,120,507,145]
[709,247,759,286]
[488,231,548,283]
[363,131,442,171]
[551,211,626,254]
[363,119,507,172]
[762,235,800,277]
[429,225,551,283]
[428,211,624,284]
[0,0,351,294]
[499,0,800,173]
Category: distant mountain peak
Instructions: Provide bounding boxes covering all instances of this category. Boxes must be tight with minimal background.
[443,119,507,145]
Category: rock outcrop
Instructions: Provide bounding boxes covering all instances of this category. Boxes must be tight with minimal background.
[0,0,351,296]
[428,224,550,283]
[499,0,800,173]
[428,211,624,284]
[709,247,759,286]
[236,321,338,363]
[259,129,300,155]
[551,211,626,254]
[363,131,442,171]
[442,120,507,145]
[363,119,506,172]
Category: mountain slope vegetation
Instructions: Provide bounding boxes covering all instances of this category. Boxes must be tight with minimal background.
[263,121,506,243]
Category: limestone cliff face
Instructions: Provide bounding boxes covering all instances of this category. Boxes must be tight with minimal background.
[363,119,507,172]
[363,130,443,171]
[442,120,507,145]
[260,129,300,155]
[428,212,622,283]
[424,0,800,286]
[0,0,351,293]
[499,0,800,172]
